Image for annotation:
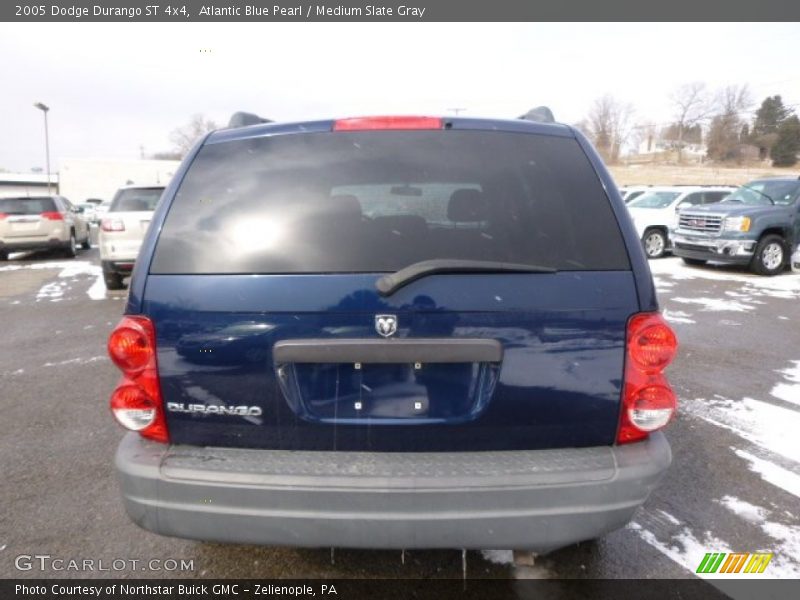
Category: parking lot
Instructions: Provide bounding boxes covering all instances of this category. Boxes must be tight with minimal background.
[1,240,798,584]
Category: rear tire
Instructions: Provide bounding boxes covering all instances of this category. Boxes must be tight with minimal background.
[0,250,8,261]
[642,229,667,259]
[64,231,77,258]
[104,271,124,290]
[751,234,786,276]
[681,257,706,266]
[81,232,91,249]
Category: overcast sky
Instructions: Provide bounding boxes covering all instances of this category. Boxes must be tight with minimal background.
[1,22,799,172]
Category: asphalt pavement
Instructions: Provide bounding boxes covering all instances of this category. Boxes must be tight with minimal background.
[1,243,798,590]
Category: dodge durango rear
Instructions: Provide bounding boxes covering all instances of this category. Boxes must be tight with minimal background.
[109,111,677,552]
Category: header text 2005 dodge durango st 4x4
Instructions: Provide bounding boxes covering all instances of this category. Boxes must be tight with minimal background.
[107,114,677,553]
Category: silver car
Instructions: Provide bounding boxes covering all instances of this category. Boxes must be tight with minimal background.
[0,195,91,260]
[99,186,164,289]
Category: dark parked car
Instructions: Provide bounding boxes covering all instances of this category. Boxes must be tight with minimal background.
[673,177,800,275]
[108,113,677,553]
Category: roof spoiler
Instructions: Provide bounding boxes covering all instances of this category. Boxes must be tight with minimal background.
[519,106,555,124]
[227,111,274,128]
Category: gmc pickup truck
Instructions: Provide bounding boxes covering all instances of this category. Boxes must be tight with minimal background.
[673,177,800,275]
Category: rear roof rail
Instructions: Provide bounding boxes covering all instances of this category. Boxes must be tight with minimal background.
[519,106,556,124]
[227,111,274,129]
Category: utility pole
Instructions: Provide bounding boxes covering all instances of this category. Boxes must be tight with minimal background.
[34,102,52,194]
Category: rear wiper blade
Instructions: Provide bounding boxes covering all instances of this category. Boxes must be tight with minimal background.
[376,259,556,296]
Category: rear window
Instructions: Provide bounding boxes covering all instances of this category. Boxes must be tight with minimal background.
[151,130,630,274]
[109,188,163,212]
[628,192,681,209]
[0,197,57,215]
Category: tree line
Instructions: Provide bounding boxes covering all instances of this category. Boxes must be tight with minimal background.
[577,83,800,167]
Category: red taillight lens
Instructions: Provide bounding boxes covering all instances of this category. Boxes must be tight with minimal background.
[101,218,125,232]
[107,316,168,443]
[108,325,153,373]
[41,211,64,220]
[628,314,677,371]
[0,213,7,219]
[333,116,443,131]
[618,312,678,444]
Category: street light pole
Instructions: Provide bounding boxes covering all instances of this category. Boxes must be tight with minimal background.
[34,102,51,195]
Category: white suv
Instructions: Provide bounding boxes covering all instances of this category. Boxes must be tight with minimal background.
[627,186,735,258]
[0,195,90,260]
[99,186,164,289]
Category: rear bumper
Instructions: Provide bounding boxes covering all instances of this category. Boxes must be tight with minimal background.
[0,238,69,252]
[115,432,671,552]
[99,237,142,263]
[102,259,135,275]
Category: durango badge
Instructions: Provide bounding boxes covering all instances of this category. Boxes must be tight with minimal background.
[375,314,398,338]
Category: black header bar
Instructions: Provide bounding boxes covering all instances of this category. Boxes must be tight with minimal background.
[4,0,800,22]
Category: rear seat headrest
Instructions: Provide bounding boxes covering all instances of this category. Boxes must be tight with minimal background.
[447,189,488,222]
[327,194,363,219]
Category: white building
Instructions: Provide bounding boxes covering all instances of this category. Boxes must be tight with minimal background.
[58,158,181,203]
[0,172,59,197]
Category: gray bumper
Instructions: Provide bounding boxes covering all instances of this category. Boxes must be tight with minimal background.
[115,432,671,552]
[672,233,755,263]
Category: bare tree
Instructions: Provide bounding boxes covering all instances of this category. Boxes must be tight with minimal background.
[169,114,219,157]
[706,85,754,163]
[586,95,633,163]
[668,82,714,162]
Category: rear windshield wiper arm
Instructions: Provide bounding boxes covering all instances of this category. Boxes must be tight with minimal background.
[376,259,556,296]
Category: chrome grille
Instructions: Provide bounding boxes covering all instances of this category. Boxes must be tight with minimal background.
[679,212,723,234]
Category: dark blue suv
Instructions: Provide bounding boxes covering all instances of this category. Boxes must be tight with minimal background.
[107,114,677,553]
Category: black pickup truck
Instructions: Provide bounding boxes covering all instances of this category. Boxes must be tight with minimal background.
[672,177,800,275]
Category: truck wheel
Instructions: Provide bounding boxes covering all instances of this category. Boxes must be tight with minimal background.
[104,271,125,290]
[0,250,8,261]
[64,231,77,258]
[681,258,706,266]
[643,229,667,258]
[751,234,786,276]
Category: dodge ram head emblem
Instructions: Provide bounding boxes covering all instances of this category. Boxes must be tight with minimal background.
[375,314,398,338]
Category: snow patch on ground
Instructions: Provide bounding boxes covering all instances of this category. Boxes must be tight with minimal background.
[6,260,107,301]
[734,449,800,498]
[671,297,754,312]
[628,519,735,579]
[663,309,696,324]
[717,495,800,577]
[650,257,800,301]
[771,361,800,406]
[43,356,107,368]
[36,280,67,301]
[683,396,800,461]
[717,495,769,524]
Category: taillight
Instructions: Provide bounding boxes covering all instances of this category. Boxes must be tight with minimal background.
[41,211,64,220]
[101,218,125,232]
[618,313,678,444]
[0,213,7,219]
[107,316,168,443]
[333,116,443,131]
